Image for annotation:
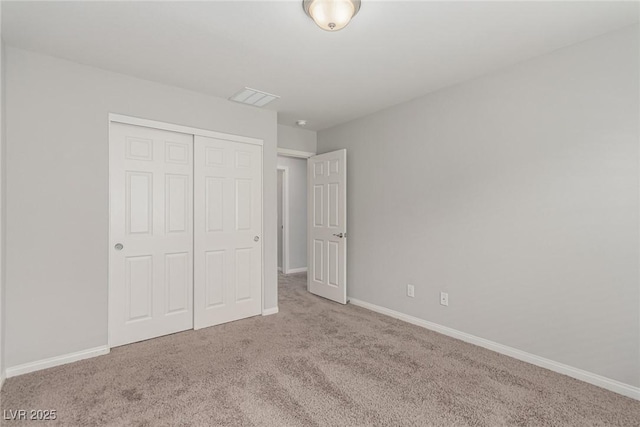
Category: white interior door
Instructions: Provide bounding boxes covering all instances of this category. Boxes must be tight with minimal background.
[307,149,347,304]
[194,136,263,329]
[109,123,193,347]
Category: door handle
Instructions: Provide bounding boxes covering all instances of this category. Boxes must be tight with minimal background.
[332,233,346,238]
[114,243,124,251]
[254,236,260,242]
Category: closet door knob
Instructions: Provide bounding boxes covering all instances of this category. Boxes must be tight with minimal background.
[254,236,260,242]
[114,243,124,251]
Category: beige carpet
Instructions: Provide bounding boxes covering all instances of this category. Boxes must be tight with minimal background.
[1,273,638,426]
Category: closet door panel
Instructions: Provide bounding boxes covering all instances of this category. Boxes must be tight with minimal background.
[109,123,193,347]
[194,136,262,329]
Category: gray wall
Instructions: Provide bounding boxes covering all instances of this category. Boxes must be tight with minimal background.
[4,47,278,368]
[277,124,317,153]
[277,156,308,271]
[318,25,639,386]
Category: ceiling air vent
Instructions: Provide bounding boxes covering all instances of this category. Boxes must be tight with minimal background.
[229,87,280,107]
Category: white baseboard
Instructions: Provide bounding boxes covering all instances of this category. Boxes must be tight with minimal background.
[348,297,640,401]
[286,267,307,274]
[6,346,110,379]
[262,307,279,316]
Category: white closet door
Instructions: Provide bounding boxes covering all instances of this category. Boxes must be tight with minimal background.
[194,136,263,329]
[109,123,193,347]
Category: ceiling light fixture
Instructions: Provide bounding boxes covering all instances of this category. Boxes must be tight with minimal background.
[303,0,361,31]
[296,120,308,127]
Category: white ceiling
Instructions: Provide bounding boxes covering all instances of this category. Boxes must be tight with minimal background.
[2,1,638,131]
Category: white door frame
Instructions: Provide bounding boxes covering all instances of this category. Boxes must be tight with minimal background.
[277,166,289,274]
[108,113,264,349]
[277,148,314,159]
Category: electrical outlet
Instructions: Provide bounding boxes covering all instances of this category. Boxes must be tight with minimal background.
[407,284,415,298]
[440,292,449,306]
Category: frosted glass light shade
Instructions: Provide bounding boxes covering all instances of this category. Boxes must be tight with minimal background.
[303,0,361,31]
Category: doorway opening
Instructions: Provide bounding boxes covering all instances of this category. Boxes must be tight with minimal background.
[275,148,347,306]
[276,155,308,276]
[277,167,288,273]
